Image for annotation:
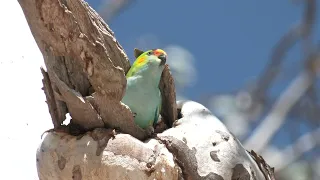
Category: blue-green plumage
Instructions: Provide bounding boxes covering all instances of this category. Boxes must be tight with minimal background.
[122,49,167,129]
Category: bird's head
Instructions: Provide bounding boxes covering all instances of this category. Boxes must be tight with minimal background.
[126,48,167,78]
[134,48,167,67]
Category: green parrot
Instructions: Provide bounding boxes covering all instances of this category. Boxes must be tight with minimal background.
[122,48,167,130]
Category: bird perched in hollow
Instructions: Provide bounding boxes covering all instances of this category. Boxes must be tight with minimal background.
[122,48,167,130]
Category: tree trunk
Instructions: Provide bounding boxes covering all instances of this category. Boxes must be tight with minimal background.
[18,0,275,179]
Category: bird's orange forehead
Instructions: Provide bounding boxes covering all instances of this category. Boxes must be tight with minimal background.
[153,49,167,57]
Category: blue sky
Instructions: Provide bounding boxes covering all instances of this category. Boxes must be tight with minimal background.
[86,0,319,154]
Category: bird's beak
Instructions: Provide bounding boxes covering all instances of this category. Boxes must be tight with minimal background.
[158,54,167,66]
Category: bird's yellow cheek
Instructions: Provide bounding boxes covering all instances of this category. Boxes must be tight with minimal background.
[137,56,146,64]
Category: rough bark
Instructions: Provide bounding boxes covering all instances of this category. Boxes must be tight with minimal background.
[18,0,275,179]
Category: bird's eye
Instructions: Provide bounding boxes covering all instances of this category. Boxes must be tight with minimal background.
[147,51,152,55]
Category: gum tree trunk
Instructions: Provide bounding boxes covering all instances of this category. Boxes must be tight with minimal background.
[18,0,275,179]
